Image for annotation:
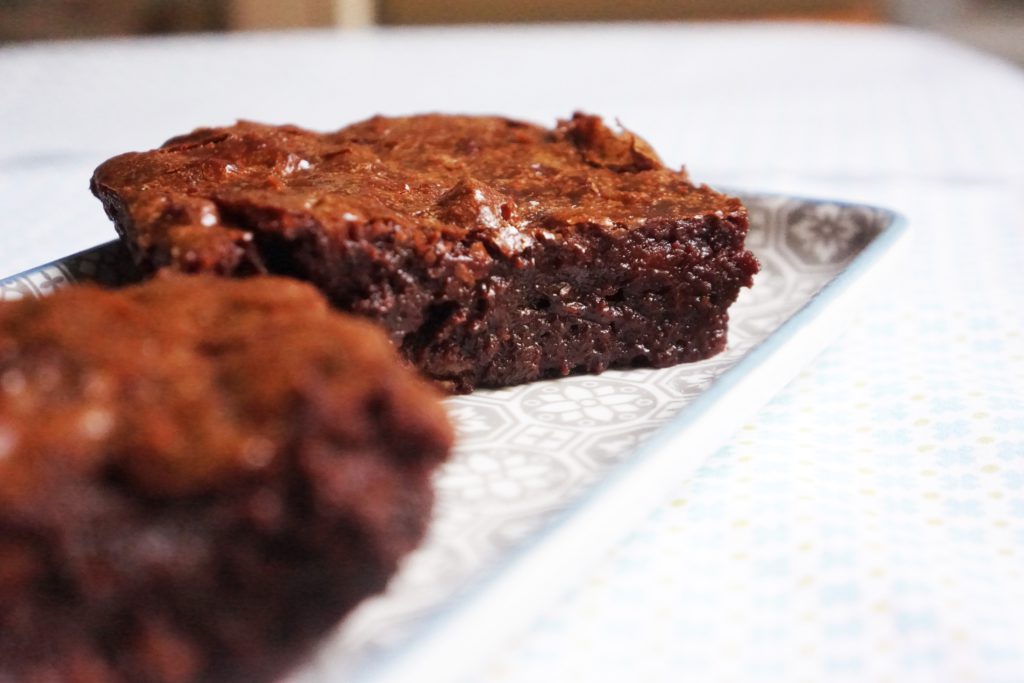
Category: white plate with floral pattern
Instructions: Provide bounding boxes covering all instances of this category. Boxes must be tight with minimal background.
[0,193,907,683]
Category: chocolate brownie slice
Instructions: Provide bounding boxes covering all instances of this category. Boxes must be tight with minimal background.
[0,275,452,683]
[92,113,759,392]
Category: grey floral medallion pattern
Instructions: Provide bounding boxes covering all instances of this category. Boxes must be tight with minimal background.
[436,447,571,505]
[0,241,136,302]
[782,201,882,267]
[445,403,517,443]
[0,263,72,301]
[519,380,658,427]
[0,194,895,682]
[579,425,663,466]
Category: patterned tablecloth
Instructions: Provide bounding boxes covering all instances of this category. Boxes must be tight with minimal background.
[2,22,1023,682]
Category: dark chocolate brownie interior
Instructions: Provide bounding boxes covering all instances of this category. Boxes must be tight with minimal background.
[92,113,759,391]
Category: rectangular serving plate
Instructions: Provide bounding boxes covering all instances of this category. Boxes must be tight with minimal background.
[0,193,907,683]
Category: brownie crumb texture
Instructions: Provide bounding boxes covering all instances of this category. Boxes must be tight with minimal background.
[0,274,452,683]
[92,113,759,391]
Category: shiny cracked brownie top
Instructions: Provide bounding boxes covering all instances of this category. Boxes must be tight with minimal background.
[91,113,746,272]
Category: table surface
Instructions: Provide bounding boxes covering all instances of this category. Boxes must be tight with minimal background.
[2,22,1024,683]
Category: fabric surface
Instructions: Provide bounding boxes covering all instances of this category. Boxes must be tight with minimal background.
[1,22,1023,682]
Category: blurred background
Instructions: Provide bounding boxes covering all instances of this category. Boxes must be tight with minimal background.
[1,0,1022,64]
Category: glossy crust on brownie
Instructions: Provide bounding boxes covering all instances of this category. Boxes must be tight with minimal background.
[0,275,452,683]
[92,113,759,392]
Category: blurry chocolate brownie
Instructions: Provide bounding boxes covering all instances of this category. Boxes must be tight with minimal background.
[0,275,452,683]
[92,113,759,392]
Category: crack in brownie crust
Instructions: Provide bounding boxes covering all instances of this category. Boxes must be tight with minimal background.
[92,113,760,392]
[0,275,452,683]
